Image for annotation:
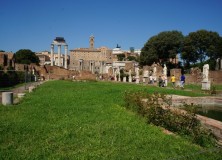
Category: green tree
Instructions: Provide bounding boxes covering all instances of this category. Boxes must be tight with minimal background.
[181,30,222,69]
[216,36,222,58]
[127,56,138,61]
[140,30,184,66]
[117,54,125,61]
[14,49,39,65]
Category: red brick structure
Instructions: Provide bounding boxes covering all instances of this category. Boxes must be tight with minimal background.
[0,52,14,69]
[14,63,96,81]
[209,70,222,84]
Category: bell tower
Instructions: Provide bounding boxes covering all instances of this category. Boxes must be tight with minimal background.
[89,35,94,49]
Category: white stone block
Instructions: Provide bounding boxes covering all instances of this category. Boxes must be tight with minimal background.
[2,92,13,105]
[202,81,211,90]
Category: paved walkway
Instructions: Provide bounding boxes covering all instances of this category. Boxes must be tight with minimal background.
[0,82,42,104]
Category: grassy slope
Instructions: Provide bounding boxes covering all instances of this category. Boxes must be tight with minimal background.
[0,81,221,159]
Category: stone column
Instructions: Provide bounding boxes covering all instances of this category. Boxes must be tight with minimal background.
[129,70,132,82]
[114,69,117,81]
[2,92,13,105]
[50,44,54,66]
[58,45,61,67]
[123,77,126,82]
[135,67,140,84]
[100,61,103,74]
[65,45,68,69]
[129,76,132,82]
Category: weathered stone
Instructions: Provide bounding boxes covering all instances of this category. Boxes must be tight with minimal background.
[2,92,13,105]
[202,81,211,90]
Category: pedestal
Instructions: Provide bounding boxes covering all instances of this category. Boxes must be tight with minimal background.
[135,77,140,84]
[129,76,132,83]
[201,81,211,90]
[123,77,126,82]
[143,78,146,83]
[165,80,168,87]
[2,92,13,105]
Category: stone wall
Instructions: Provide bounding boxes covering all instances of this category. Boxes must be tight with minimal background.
[125,62,134,72]
[170,69,181,82]
[38,65,97,80]
[78,71,96,80]
[170,68,222,84]
[209,71,222,84]
[156,66,163,77]
[0,52,14,68]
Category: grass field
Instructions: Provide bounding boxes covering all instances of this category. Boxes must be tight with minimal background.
[0,80,221,159]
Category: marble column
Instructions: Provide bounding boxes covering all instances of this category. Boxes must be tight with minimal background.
[129,69,132,82]
[65,45,68,69]
[50,44,54,66]
[58,45,61,67]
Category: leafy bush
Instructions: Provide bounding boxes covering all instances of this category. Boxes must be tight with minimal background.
[123,90,216,147]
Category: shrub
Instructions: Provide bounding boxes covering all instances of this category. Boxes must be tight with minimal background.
[123,90,216,147]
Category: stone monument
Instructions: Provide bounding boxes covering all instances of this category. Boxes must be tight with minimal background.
[114,69,117,81]
[118,68,121,82]
[2,92,13,105]
[51,37,68,69]
[215,58,220,70]
[163,64,167,86]
[135,67,140,84]
[143,70,149,83]
[129,69,132,82]
[123,77,126,82]
[201,64,211,90]
[153,66,157,81]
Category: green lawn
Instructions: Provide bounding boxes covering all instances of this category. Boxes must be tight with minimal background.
[0,80,221,159]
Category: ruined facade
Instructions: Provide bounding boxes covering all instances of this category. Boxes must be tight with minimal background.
[69,35,112,74]
[0,52,14,69]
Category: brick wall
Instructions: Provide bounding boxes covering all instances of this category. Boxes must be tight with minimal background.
[209,71,222,84]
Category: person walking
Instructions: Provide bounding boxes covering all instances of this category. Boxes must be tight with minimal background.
[171,75,176,88]
[180,74,185,89]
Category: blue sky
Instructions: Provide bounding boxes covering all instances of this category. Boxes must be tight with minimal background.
[1,0,222,53]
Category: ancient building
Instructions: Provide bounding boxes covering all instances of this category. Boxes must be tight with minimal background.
[69,35,112,74]
[36,51,51,66]
[50,37,69,69]
[0,52,14,69]
[36,50,70,68]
